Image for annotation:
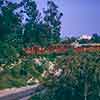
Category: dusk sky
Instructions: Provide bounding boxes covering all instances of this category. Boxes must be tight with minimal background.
[10,0,100,37]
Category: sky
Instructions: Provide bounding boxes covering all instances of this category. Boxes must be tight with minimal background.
[9,0,100,37]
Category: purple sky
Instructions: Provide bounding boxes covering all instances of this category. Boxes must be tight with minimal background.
[10,0,100,37]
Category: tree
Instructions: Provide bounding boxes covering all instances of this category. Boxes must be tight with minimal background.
[0,0,25,50]
[20,0,42,47]
[91,33,100,43]
[0,41,18,64]
[43,0,63,44]
[61,36,77,44]
[0,1,21,44]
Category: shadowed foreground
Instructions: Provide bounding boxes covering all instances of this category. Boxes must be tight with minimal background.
[0,84,43,100]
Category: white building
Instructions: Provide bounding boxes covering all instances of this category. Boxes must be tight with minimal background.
[79,34,92,40]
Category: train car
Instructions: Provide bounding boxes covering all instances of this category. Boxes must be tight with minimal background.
[23,45,45,55]
[47,44,72,54]
[23,43,100,55]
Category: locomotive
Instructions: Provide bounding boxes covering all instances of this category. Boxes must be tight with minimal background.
[72,43,100,52]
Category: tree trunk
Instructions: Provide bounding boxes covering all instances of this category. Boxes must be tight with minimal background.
[98,86,100,100]
[84,82,88,100]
